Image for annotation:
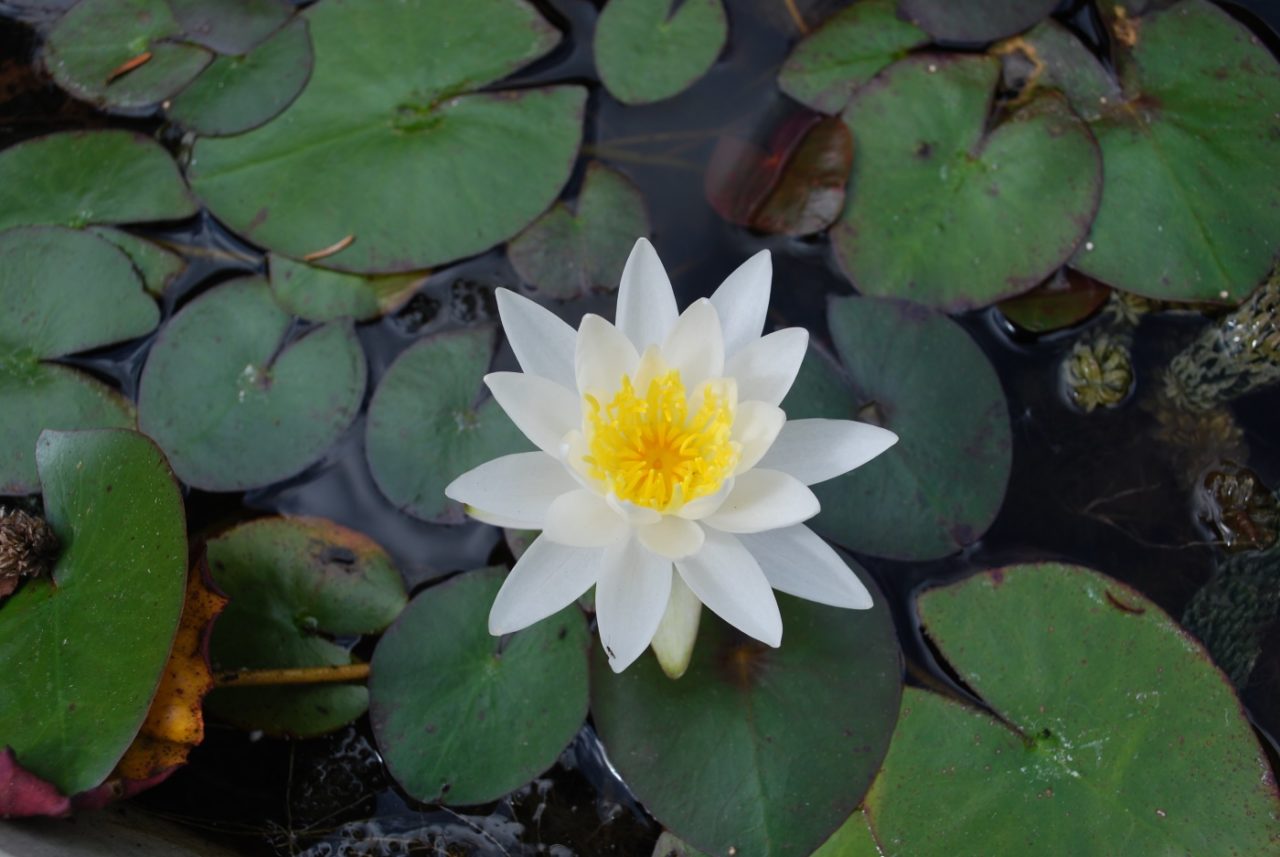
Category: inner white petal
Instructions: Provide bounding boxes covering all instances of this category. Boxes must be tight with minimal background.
[710,250,771,360]
[731,402,786,474]
[576,314,639,399]
[543,489,629,547]
[615,238,678,351]
[637,516,705,559]
[661,298,724,390]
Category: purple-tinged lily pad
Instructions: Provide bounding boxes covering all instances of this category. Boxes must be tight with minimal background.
[899,0,1057,43]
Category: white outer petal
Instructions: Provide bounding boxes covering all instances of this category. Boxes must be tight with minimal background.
[615,238,678,350]
[445,452,578,528]
[484,371,580,456]
[650,573,702,679]
[675,528,782,647]
[710,250,771,360]
[597,537,673,672]
[725,328,809,406]
[489,538,605,634]
[543,489,630,547]
[495,288,578,391]
[576,314,639,398]
[703,469,820,533]
[757,419,899,485]
[731,402,786,474]
[661,298,724,389]
[738,525,873,609]
[637,516,705,559]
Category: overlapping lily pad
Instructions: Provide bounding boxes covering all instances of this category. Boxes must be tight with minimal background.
[189,0,586,273]
[834,54,1101,310]
[205,516,407,737]
[591,580,901,857]
[90,227,186,296]
[365,327,530,522]
[594,0,727,105]
[863,563,1280,854]
[370,566,589,805]
[997,19,1119,122]
[137,277,366,491]
[899,0,1057,42]
[782,297,1011,560]
[0,227,159,494]
[268,254,424,322]
[507,163,650,299]
[0,428,187,795]
[996,268,1110,334]
[167,0,292,54]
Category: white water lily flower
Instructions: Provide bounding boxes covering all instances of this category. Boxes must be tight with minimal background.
[446,238,897,677]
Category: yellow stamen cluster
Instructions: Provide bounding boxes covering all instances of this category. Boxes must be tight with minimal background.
[583,370,738,512]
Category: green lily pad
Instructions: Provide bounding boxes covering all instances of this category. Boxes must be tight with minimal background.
[167,17,313,137]
[998,19,1119,123]
[0,428,187,795]
[1069,0,1280,303]
[167,0,292,54]
[90,227,186,296]
[507,163,650,300]
[782,296,1011,560]
[834,54,1101,310]
[594,0,727,105]
[777,0,928,115]
[188,0,585,273]
[370,566,589,805]
[365,327,530,523]
[864,563,1280,855]
[137,277,366,492]
[899,0,1057,42]
[996,268,1110,334]
[42,0,213,110]
[652,807,880,857]
[0,131,196,231]
[591,583,901,857]
[206,516,407,738]
[0,227,159,495]
[268,253,424,323]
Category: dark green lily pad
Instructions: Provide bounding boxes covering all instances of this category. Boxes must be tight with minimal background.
[594,0,727,105]
[997,267,1110,334]
[998,19,1119,122]
[189,0,585,273]
[42,0,212,110]
[0,131,196,231]
[167,0,292,54]
[90,227,186,296]
[1070,0,1280,303]
[370,566,589,805]
[137,277,366,492]
[782,296,1011,560]
[864,563,1280,855]
[0,227,158,495]
[507,163,650,300]
[834,54,1101,310]
[268,253,424,322]
[365,327,530,523]
[167,17,313,137]
[777,0,928,115]
[899,0,1057,42]
[206,516,407,738]
[0,428,187,795]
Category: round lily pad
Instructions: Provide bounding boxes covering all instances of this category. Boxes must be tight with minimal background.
[365,327,530,523]
[370,566,589,805]
[137,277,366,492]
[167,17,313,137]
[591,581,901,857]
[0,428,187,795]
[0,131,196,232]
[594,0,727,105]
[90,227,186,296]
[206,516,407,737]
[0,227,159,495]
[864,563,1280,855]
[1070,0,1280,303]
[834,54,1101,311]
[167,0,292,54]
[777,0,928,115]
[189,0,586,273]
[268,253,425,323]
[507,162,650,300]
[781,296,1011,560]
[899,0,1057,42]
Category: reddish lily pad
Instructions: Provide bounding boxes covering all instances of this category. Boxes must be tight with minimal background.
[997,268,1110,334]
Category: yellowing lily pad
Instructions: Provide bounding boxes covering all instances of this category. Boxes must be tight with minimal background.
[188,0,586,273]
[594,0,728,105]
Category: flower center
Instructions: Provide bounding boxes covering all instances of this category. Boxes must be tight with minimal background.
[583,369,738,512]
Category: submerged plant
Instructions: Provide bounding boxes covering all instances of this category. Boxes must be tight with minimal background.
[447,238,897,676]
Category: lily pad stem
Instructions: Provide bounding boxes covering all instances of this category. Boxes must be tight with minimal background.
[214,662,370,688]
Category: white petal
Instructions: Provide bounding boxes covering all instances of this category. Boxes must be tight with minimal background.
[463,505,532,529]
[544,489,629,547]
[596,537,673,672]
[731,402,786,474]
[495,288,578,391]
[489,538,605,634]
[661,298,724,389]
[675,528,782,646]
[606,493,663,526]
[615,238,678,350]
[650,573,702,679]
[676,475,735,520]
[725,328,809,406]
[576,314,639,398]
[758,419,899,485]
[559,429,596,488]
[445,452,578,528]
[710,250,771,359]
[703,469,820,533]
[485,371,581,456]
[637,516,705,559]
[738,525,873,609]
